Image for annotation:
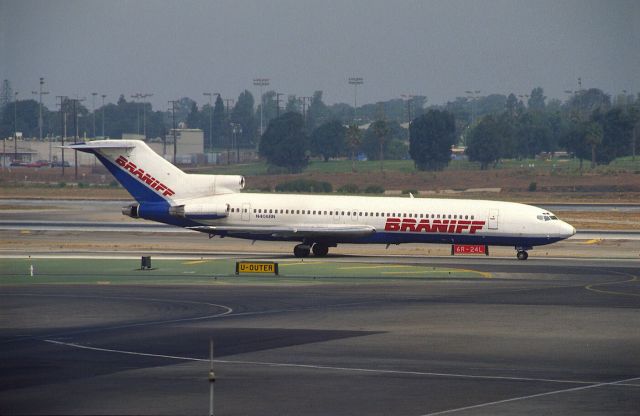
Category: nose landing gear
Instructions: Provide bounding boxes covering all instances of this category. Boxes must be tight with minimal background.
[515,245,531,260]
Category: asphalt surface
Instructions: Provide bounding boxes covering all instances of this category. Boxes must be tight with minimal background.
[1,257,639,415]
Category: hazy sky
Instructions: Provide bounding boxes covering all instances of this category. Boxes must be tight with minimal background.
[1,0,638,111]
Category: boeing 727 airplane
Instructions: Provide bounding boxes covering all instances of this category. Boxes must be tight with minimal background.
[67,140,575,260]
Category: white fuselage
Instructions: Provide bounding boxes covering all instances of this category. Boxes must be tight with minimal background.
[179,192,575,247]
[67,139,576,257]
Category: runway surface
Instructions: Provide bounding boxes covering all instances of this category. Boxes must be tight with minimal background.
[2,220,640,240]
[1,257,639,415]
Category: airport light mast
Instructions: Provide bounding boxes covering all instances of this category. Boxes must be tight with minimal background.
[348,77,364,122]
[139,93,153,139]
[32,77,49,148]
[253,78,270,136]
[13,91,18,161]
[203,92,220,154]
[101,94,107,138]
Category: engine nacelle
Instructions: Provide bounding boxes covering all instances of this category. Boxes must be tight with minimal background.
[169,203,230,219]
[122,203,140,218]
[213,175,245,193]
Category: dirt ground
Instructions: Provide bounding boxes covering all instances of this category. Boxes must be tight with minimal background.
[1,165,640,203]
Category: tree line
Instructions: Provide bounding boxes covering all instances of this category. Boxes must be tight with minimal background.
[1,85,637,171]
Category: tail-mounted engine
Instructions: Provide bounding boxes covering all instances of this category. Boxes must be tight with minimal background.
[169,203,230,220]
[122,203,140,218]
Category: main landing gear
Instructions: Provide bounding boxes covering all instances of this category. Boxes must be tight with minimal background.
[293,243,330,258]
[293,244,311,258]
[515,246,531,260]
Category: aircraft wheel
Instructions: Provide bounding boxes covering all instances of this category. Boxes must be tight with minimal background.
[294,244,311,258]
[312,244,329,257]
[517,251,529,260]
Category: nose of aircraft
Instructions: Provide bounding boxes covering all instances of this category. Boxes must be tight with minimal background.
[559,221,576,238]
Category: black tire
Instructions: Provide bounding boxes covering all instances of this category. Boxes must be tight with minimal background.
[294,244,310,258]
[312,244,329,257]
[517,251,529,260]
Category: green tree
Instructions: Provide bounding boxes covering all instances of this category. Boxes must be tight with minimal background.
[361,120,405,161]
[528,87,546,112]
[285,95,300,113]
[590,107,635,165]
[584,122,603,169]
[231,90,257,147]
[566,88,610,118]
[256,90,278,126]
[185,101,201,129]
[559,120,589,170]
[514,112,553,158]
[465,115,504,169]
[212,94,226,149]
[310,120,346,161]
[409,110,456,171]
[259,112,309,172]
[0,99,41,139]
[372,120,390,172]
[307,91,329,130]
[345,124,362,172]
[505,93,519,118]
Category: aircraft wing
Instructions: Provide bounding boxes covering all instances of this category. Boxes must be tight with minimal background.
[187,224,376,239]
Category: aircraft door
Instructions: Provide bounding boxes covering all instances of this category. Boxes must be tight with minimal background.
[488,208,499,229]
[333,208,340,223]
[350,209,359,222]
[241,203,251,221]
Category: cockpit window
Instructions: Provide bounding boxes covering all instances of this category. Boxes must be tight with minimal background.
[537,215,544,221]
[544,216,550,221]
[549,216,558,220]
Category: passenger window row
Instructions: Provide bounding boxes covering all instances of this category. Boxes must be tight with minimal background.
[226,207,474,220]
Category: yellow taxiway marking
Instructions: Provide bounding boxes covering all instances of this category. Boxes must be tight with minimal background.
[583,239,602,245]
[182,260,209,265]
[454,268,492,278]
[585,275,640,298]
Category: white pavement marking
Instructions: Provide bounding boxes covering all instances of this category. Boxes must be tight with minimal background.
[44,339,605,387]
[420,376,640,416]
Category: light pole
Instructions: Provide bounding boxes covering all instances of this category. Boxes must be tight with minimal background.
[131,93,142,135]
[13,91,18,161]
[91,92,98,138]
[168,100,178,164]
[231,123,242,163]
[401,94,415,140]
[253,78,270,136]
[203,92,219,154]
[101,94,107,138]
[348,77,363,122]
[465,90,481,125]
[276,93,285,117]
[31,78,49,145]
[56,96,67,175]
[70,97,86,180]
[301,96,312,125]
[139,93,152,139]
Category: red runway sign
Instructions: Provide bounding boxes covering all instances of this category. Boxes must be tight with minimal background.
[452,244,488,256]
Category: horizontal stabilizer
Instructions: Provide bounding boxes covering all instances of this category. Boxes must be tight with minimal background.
[62,142,136,151]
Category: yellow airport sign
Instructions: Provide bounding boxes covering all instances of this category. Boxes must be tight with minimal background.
[235,261,279,275]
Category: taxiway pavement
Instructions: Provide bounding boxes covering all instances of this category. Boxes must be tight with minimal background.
[1,257,639,415]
